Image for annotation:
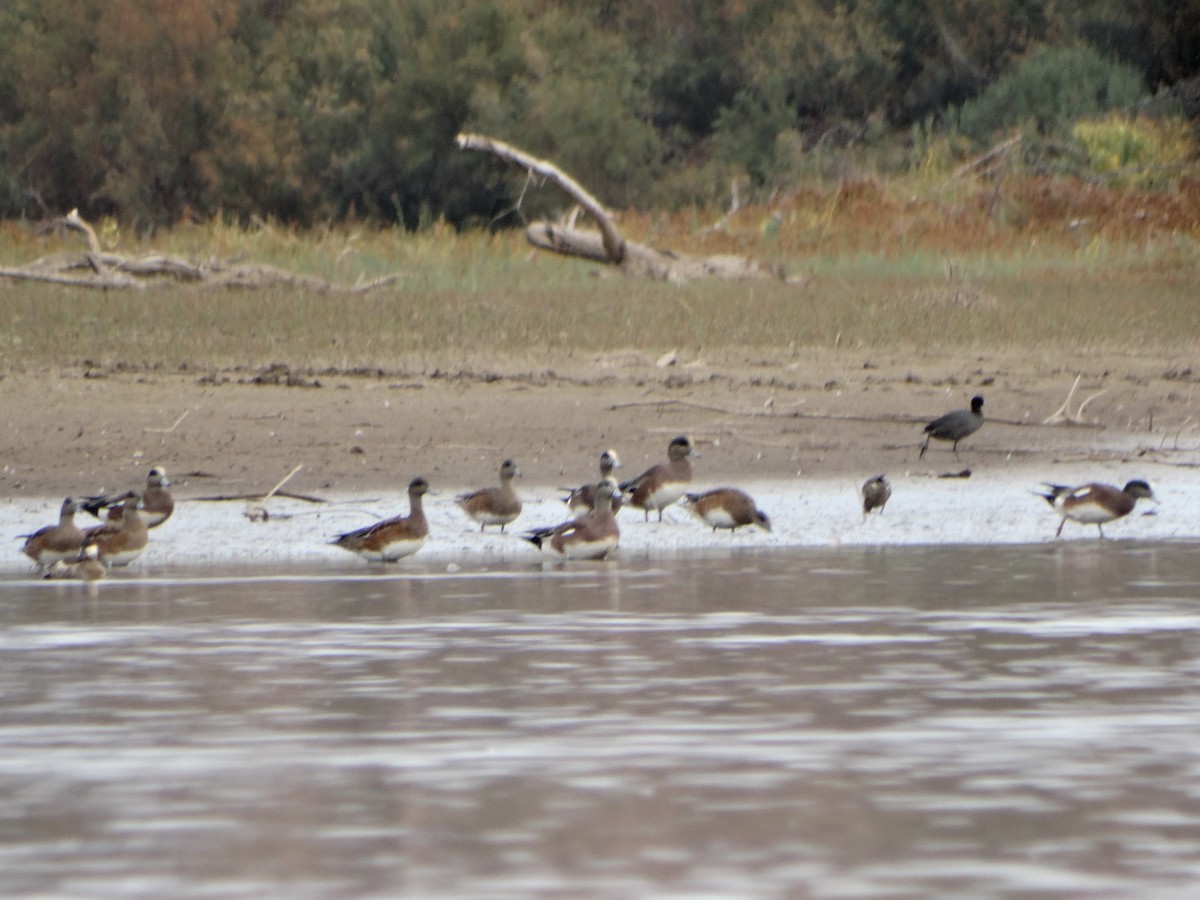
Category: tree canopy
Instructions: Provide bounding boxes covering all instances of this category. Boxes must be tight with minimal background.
[0,0,1194,228]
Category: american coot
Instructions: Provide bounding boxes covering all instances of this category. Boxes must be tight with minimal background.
[920,395,984,458]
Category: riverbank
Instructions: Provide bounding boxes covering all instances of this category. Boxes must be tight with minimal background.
[3,346,1197,571]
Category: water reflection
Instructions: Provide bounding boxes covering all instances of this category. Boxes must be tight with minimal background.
[3,543,1200,896]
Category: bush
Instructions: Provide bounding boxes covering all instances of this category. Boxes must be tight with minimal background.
[1073,113,1197,187]
[957,45,1145,144]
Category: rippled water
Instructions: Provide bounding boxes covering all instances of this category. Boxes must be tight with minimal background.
[3,543,1200,898]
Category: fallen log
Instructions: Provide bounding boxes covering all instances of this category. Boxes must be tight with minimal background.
[457,132,780,283]
[1,209,402,292]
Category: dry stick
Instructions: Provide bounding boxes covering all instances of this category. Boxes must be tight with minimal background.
[144,410,190,434]
[950,136,1023,181]
[245,465,308,522]
[1074,387,1108,420]
[264,464,303,502]
[193,490,328,504]
[1043,374,1108,426]
[1160,416,1197,451]
[611,397,975,427]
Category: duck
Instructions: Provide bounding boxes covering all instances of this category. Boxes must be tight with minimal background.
[523,480,620,560]
[20,497,87,568]
[683,487,771,533]
[1035,479,1156,538]
[332,476,430,562]
[456,458,523,532]
[44,543,107,582]
[82,491,148,566]
[620,435,698,522]
[81,466,174,528]
[920,395,984,459]
[562,448,622,519]
[861,475,892,515]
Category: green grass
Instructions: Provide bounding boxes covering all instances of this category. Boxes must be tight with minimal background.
[2,189,1198,372]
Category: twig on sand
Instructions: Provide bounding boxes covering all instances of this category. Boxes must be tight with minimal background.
[189,465,329,518]
[609,398,742,416]
[244,464,304,521]
[193,490,328,504]
[1043,375,1108,425]
[143,410,190,434]
[609,396,925,425]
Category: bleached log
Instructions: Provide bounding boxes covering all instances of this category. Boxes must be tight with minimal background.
[457,132,626,264]
[0,212,402,292]
[457,132,775,283]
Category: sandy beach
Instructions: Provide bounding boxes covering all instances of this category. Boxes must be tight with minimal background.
[4,346,1198,569]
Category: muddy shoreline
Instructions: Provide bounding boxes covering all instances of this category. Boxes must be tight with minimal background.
[3,347,1195,503]
[3,346,1197,569]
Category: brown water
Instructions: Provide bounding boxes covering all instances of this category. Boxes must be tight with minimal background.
[3,543,1200,898]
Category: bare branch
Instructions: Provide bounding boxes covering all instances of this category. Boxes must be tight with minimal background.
[457,132,775,283]
[457,132,626,264]
[1043,375,1108,425]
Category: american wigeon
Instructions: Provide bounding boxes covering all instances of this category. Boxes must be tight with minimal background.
[20,497,86,568]
[81,466,174,528]
[861,475,892,515]
[563,448,623,519]
[457,459,523,532]
[44,543,107,582]
[83,491,148,566]
[1035,479,1156,538]
[523,480,620,560]
[920,395,984,458]
[683,487,771,533]
[332,477,430,562]
[620,435,697,522]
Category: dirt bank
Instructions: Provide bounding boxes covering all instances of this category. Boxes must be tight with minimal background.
[2,347,1195,502]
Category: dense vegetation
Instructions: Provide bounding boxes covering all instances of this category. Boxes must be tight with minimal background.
[0,1,1197,231]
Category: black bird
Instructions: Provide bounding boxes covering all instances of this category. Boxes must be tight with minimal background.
[920,395,984,459]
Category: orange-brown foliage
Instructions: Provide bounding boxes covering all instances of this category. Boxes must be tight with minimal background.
[623,176,1200,259]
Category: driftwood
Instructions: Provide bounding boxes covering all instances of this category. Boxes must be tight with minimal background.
[192,490,329,505]
[0,210,400,292]
[456,133,780,283]
[191,464,330,517]
[1042,375,1108,426]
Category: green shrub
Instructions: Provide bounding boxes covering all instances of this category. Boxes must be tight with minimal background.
[957,45,1145,144]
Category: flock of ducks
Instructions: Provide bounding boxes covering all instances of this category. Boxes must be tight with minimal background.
[19,467,174,580]
[329,433,769,564]
[18,393,1160,580]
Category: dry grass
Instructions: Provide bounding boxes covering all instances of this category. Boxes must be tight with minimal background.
[2,175,1198,372]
